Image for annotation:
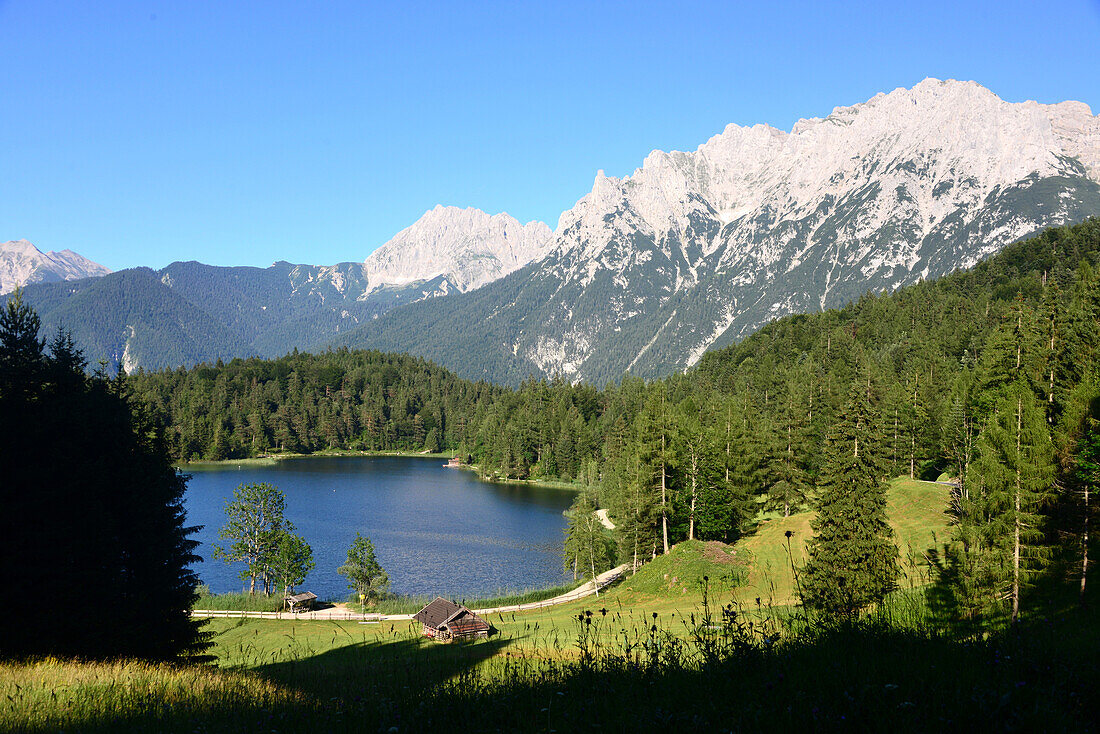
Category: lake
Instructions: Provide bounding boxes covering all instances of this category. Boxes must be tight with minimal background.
[182,456,576,602]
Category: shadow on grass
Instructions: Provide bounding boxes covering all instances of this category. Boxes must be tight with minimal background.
[255,633,517,702]
[8,633,517,734]
[11,604,1100,732]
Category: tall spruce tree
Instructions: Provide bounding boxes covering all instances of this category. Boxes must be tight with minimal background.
[606,451,658,573]
[563,490,614,586]
[801,378,900,618]
[965,380,1054,624]
[0,292,208,660]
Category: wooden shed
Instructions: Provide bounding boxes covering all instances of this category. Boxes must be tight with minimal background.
[284,591,318,613]
[413,597,491,641]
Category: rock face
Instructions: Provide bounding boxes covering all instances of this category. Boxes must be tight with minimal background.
[0,240,110,294]
[340,79,1100,385]
[363,205,553,293]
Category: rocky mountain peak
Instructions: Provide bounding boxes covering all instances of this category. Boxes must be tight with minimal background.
[445,79,1100,383]
[364,205,553,293]
[1,240,111,294]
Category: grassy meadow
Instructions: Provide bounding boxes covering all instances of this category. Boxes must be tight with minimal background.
[5,476,1097,731]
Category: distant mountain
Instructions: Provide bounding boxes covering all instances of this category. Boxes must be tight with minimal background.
[18,207,551,370]
[20,268,240,372]
[0,240,110,294]
[363,205,553,293]
[338,79,1100,384]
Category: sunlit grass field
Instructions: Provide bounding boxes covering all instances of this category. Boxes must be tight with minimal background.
[7,476,1095,732]
[737,477,951,605]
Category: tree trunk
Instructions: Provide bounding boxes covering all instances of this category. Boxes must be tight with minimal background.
[893,408,898,471]
[725,405,732,483]
[1082,481,1090,607]
[1012,396,1022,625]
[910,435,916,480]
[632,533,639,575]
[590,523,599,597]
[661,432,669,555]
[688,446,698,541]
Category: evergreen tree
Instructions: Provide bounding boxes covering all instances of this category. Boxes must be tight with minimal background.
[0,289,44,399]
[1074,421,1100,605]
[672,397,722,541]
[0,294,208,660]
[562,490,614,586]
[801,380,900,618]
[635,385,674,554]
[964,381,1054,624]
[605,451,658,573]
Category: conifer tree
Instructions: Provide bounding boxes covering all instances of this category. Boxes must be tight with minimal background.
[0,294,208,660]
[635,385,674,554]
[965,380,1054,624]
[562,490,614,585]
[672,397,722,540]
[801,379,900,618]
[1074,421,1099,605]
[605,450,658,573]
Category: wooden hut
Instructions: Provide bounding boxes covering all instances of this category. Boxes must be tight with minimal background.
[284,591,318,613]
[413,597,491,641]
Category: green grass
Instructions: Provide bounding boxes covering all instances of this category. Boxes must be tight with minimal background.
[193,586,283,612]
[368,583,581,614]
[5,596,1098,732]
[5,475,1014,731]
[737,477,951,605]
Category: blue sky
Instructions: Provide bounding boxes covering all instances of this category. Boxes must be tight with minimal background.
[2,0,1099,271]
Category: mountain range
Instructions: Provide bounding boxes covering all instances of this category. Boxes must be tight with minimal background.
[336,79,1100,383]
[17,207,552,371]
[14,79,1100,382]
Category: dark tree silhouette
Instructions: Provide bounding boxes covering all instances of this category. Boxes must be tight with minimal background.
[0,291,209,660]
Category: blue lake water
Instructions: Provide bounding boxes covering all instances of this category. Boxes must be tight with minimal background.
[182,456,575,601]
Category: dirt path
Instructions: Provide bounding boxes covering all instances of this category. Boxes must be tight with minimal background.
[191,564,630,622]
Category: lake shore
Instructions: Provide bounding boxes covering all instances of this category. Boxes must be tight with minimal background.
[178,451,583,492]
[177,449,453,470]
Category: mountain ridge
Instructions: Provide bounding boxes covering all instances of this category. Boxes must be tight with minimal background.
[0,240,111,294]
[17,206,552,370]
[337,78,1100,384]
[13,79,1100,380]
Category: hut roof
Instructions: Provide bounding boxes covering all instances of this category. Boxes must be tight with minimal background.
[414,597,464,628]
[447,614,490,635]
[285,591,318,603]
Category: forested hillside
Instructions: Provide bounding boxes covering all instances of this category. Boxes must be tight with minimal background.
[131,219,1100,618]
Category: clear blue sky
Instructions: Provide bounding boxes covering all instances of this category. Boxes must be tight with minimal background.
[2,0,1099,271]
